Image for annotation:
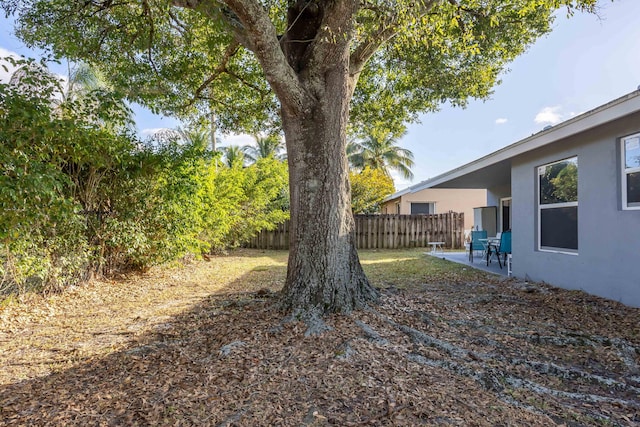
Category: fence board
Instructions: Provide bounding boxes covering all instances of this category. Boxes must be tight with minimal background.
[245,212,465,250]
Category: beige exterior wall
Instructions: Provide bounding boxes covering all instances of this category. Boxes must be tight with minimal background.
[380,188,487,230]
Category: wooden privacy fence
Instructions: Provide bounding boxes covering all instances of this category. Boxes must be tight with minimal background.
[246,212,464,250]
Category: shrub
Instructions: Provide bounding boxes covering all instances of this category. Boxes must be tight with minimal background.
[1,57,291,295]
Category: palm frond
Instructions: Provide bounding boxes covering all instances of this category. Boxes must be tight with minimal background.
[349,129,414,180]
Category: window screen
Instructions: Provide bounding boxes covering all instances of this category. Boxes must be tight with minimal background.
[540,207,578,250]
[411,202,435,215]
[538,157,578,252]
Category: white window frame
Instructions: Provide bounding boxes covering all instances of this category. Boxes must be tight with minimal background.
[537,157,578,255]
[621,133,640,210]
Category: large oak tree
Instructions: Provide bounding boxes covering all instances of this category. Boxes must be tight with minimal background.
[1,0,599,317]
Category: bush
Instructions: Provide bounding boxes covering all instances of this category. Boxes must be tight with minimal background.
[0,57,290,295]
[0,58,91,292]
[350,167,395,214]
[203,157,289,250]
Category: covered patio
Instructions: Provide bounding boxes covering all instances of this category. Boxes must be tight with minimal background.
[413,148,514,279]
[410,90,640,307]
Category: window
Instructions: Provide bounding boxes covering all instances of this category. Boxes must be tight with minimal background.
[622,133,640,210]
[411,202,435,215]
[500,197,511,232]
[538,157,578,253]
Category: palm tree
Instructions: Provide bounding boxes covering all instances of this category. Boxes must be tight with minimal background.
[348,130,414,180]
[9,59,133,131]
[242,134,286,163]
[221,145,246,168]
[63,62,103,103]
[62,62,133,131]
[177,126,211,151]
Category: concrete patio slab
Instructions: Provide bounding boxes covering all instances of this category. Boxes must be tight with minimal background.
[426,250,509,277]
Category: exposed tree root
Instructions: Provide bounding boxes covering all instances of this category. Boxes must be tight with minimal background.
[353,296,640,426]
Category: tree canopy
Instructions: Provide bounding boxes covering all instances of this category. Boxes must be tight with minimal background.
[1,0,598,135]
[0,0,601,317]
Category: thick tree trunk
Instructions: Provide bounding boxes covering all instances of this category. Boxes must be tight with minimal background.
[280,61,378,316]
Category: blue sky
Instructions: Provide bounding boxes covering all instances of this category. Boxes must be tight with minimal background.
[398,0,640,188]
[1,0,639,189]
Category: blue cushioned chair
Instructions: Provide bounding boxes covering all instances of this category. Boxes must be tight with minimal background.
[489,230,511,269]
[469,230,487,263]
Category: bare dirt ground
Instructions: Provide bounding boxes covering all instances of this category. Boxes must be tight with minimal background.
[0,249,638,426]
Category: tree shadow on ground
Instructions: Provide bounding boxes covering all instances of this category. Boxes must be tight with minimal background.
[1,256,639,426]
[0,268,298,426]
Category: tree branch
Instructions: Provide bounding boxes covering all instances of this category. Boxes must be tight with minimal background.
[304,0,359,76]
[172,0,307,116]
[349,0,437,76]
[224,68,270,96]
[141,0,160,74]
[221,0,309,115]
[180,41,241,109]
[349,22,397,76]
[180,41,271,113]
[167,8,188,36]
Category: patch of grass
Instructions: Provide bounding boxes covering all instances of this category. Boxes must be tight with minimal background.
[0,249,289,385]
[358,248,496,289]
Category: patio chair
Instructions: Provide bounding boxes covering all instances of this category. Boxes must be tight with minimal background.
[488,230,511,269]
[469,230,487,263]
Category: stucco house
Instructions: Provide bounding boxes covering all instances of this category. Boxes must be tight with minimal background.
[381,188,486,230]
[408,89,640,307]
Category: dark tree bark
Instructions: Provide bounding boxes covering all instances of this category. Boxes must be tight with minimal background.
[276,0,379,315]
[280,70,378,315]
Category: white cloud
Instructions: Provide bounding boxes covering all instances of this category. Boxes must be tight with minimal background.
[220,133,255,147]
[534,106,563,125]
[0,47,20,59]
[495,118,508,125]
[141,127,170,136]
[140,130,257,147]
[0,49,68,90]
[0,47,21,83]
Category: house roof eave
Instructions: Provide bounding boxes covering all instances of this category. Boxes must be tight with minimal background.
[408,89,640,191]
